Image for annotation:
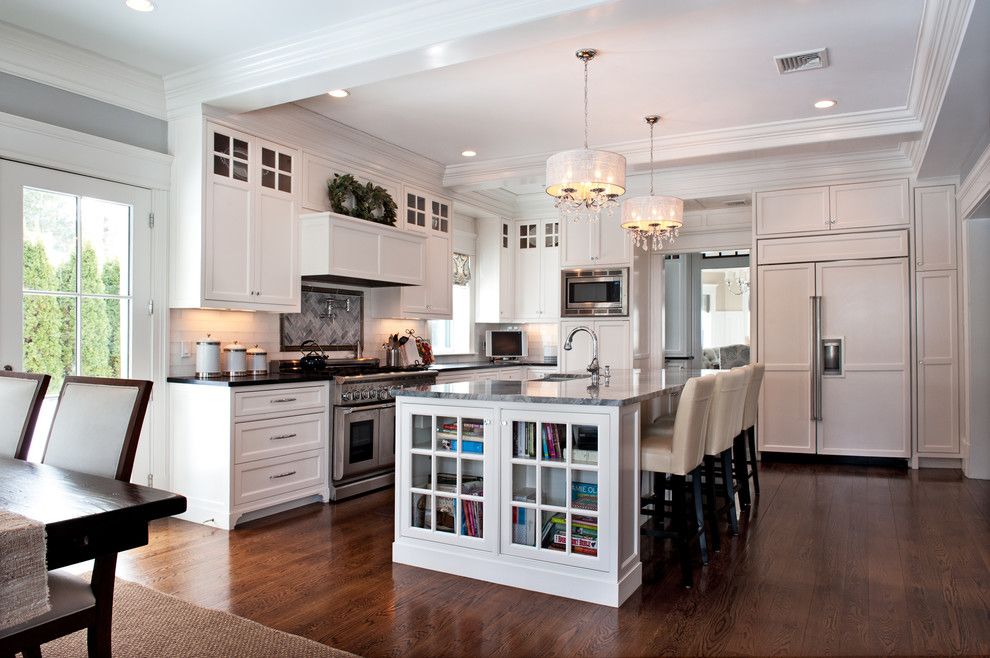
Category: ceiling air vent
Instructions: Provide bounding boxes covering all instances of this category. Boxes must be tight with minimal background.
[774,48,829,74]
[725,200,750,208]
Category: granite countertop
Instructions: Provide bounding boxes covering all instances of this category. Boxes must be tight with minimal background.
[429,360,557,372]
[393,368,714,407]
[167,372,332,387]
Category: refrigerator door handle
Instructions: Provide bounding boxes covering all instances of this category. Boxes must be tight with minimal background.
[811,295,823,421]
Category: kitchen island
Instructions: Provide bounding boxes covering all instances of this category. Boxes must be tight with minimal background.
[391,368,707,607]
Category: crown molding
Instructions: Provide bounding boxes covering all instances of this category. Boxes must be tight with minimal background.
[0,21,166,120]
[451,188,518,219]
[903,0,975,174]
[444,107,921,190]
[162,0,612,117]
[513,147,914,218]
[0,111,172,189]
[959,142,990,219]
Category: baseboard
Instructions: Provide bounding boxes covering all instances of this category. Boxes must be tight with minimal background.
[759,452,910,468]
[917,457,964,469]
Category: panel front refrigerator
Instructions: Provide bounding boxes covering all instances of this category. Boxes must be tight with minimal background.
[757,257,910,457]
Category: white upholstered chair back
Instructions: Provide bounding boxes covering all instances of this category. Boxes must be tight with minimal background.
[741,363,765,431]
[704,367,751,456]
[42,377,152,481]
[667,374,717,475]
[0,371,50,460]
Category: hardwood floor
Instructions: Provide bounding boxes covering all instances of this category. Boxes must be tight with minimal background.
[116,463,990,656]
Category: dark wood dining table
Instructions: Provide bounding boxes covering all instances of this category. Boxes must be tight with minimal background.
[0,457,186,656]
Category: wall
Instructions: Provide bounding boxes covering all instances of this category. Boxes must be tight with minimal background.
[964,218,990,479]
[0,73,167,153]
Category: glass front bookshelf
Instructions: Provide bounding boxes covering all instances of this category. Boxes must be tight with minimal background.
[503,413,607,567]
[407,409,491,545]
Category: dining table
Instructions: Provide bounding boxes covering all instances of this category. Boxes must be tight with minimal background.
[0,457,186,656]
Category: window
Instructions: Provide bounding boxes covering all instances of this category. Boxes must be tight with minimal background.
[429,253,474,355]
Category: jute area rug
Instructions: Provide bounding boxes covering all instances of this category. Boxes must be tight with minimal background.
[39,578,358,658]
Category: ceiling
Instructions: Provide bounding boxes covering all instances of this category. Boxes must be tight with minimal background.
[0,0,408,76]
[295,0,923,165]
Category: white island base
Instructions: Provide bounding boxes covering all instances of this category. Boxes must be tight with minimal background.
[391,373,689,607]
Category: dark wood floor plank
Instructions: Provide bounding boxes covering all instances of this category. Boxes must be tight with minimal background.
[112,462,990,657]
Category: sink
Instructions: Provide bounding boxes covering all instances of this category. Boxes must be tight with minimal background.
[532,373,590,382]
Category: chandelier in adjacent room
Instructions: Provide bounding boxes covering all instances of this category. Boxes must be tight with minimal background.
[545,49,626,222]
[620,115,683,251]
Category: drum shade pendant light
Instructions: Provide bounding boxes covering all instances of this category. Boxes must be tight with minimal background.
[546,49,626,222]
[620,116,683,251]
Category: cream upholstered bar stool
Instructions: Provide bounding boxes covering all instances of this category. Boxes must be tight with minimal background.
[640,374,717,588]
[734,363,765,508]
[701,367,751,551]
[0,369,50,460]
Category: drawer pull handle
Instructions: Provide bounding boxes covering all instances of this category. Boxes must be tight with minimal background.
[269,470,297,480]
[269,433,297,441]
[270,397,297,403]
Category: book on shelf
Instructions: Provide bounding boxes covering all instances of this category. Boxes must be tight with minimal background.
[571,481,598,510]
[461,475,484,496]
[512,486,536,503]
[461,499,483,538]
[513,507,536,545]
[572,448,598,464]
[437,438,484,454]
[541,423,566,460]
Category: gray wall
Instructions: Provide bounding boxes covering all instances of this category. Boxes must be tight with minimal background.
[0,72,167,153]
[965,218,990,479]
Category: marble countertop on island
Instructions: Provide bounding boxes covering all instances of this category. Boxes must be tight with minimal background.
[392,368,715,407]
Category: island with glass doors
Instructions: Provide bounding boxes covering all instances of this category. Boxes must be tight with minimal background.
[390,369,702,607]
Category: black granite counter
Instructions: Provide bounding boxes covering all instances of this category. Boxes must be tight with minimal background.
[429,360,556,373]
[167,372,332,387]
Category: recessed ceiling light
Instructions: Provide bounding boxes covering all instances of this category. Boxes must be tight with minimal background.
[327,89,350,98]
[461,150,477,157]
[125,0,155,12]
[814,99,837,109]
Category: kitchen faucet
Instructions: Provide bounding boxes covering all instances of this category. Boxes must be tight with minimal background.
[563,325,600,386]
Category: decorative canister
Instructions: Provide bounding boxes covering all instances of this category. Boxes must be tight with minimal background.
[246,345,268,375]
[195,334,222,378]
[222,340,248,376]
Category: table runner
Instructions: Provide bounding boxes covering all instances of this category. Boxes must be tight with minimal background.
[0,508,50,628]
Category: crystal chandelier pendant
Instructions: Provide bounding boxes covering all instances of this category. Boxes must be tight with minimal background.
[620,116,683,252]
[545,50,626,222]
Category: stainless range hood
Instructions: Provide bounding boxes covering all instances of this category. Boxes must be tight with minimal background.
[300,211,427,287]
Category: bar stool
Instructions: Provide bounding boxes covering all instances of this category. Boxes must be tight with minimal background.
[702,367,751,551]
[734,363,765,508]
[640,374,717,588]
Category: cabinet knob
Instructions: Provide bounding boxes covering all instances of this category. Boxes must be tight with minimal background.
[917,259,923,266]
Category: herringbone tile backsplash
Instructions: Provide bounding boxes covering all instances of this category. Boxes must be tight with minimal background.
[280,287,363,351]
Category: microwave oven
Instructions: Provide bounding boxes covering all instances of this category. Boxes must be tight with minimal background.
[561,268,628,317]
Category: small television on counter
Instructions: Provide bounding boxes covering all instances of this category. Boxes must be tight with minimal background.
[485,330,527,359]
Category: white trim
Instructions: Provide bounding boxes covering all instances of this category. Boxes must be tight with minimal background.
[444,108,922,189]
[959,143,990,219]
[0,21,166,120]
[0,111,172,190]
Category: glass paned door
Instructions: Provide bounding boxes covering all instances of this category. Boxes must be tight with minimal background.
[1,161,153,470]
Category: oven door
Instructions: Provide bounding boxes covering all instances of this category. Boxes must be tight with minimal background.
[563,271,628,315]
[333,403,391,481]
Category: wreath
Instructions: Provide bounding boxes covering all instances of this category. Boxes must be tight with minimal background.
[327,173,397,226]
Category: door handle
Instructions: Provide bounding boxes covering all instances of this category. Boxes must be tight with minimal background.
[269,433,297,441]
[269,470,297,480]
[810,296,823,421]
[270,397,297,403]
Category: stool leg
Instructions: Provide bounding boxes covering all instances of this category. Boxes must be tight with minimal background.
[691,468,709,566]
[671,474,693,588]
[704,455,720,552]
[748,426,760,495]
[734,433,751,509]
[721,448,740,535]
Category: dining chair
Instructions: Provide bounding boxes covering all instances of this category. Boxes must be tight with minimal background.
[639,374,716,588]
[701,367,751,552]
[734,363,765,509]
[2,376,152,658]
[0,370,50,460]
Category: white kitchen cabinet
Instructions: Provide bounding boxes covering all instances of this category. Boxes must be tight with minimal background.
[404,187,452,236]
[515,219,560,321]
[170,381,331,529]
[755,179,909,237]
[916,270,960,454]
[561,213,630,267]
[559,320,631,373]
[476,219,515,323]
[915,185,957,271]
[401,233,452,317]
[173,121,301,311]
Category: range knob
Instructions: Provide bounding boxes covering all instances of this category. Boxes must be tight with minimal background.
[379,388,390,400]
[358,390,368,401]
[341,391,352,402]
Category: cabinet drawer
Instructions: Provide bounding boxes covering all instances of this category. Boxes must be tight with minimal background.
[234,412,326,464]
[233,450,325,506]
[233,385,327,418]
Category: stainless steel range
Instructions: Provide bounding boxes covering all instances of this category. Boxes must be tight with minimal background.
[278,358,437,500]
